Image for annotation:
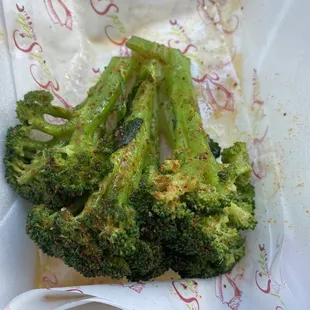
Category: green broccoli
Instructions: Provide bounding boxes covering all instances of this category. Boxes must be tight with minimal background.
[127,36,257,278]
[4,57,138,208]
[6,36,258,282]
[27,67,168,281]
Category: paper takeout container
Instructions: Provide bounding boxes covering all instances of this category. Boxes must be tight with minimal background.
[1,0,309,309]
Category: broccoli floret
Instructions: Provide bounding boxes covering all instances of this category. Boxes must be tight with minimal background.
[4,124,58,204]
[4,96,73,206]
[224,202,257,230]
[4,57,138,208]
[16,90,73,136]
[234,182,256,215]
[184,186,222,215]
[220,141,253,187]
[127,36,256,278]
[27,73,168,281]
[167,235,245,278]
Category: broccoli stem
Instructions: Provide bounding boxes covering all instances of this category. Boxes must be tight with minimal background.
[16,91,73,137]
[141,60,161,167]
[126,37,205,152]
[23,138,57,150]
[40,104,74,120]
[17,91,74,120]
[103,79,156,204]
[9,126,56,156]
[158,79,175,150]
[69,57,138,147]
[148,82,160,166]
[28,121,71,138]
[126,36,220,186]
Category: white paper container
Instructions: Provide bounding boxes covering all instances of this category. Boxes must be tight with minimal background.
[1,0,310,309]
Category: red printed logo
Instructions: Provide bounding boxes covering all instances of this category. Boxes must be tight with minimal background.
[193,73,234,111]
[120,281,145,294]
[43,272,58,289]
[92,67,101,74]
[249,69,268,180]
[90,1,129,56]
[255,235,285,304]
[13,4,70,108]
[30,64,70,108]
[252,69,264,107]
[215,272,243,310]
[168,20,197,56]
[13,29,42,53]
[104,25,127,46]
[44,0,73,30]
[250,127,268,180]
[90,0,119,16]
[197,0,239,34]
[168,39,197,55]
[172,280,200,310]
[65,287,84,294]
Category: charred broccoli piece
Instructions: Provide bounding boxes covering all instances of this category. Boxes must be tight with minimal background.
[4,57,138,208]
[127,36,257,278]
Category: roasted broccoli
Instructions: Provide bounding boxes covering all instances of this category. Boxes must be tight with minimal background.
[4,36,257,282]
[4,57,138,208]
[127,36,257,278]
